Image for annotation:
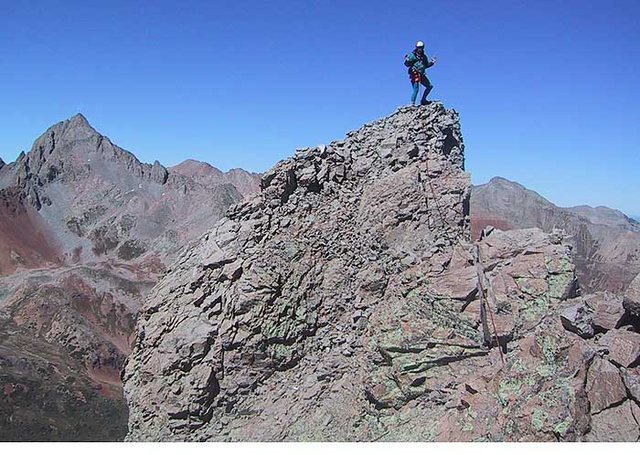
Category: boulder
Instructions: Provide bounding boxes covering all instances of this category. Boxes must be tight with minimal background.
[598,330,640,367]
[588,292,626,331]
[585,357,627,414]
[586,400,640,442]
[624,273,640,317]
[560,300,594,338]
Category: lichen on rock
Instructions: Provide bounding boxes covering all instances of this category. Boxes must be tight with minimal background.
[122,104,640,442]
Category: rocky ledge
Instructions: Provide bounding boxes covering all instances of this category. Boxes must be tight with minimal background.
[123,104,640,441]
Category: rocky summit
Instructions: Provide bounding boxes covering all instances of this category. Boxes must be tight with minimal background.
[123,103,640,441]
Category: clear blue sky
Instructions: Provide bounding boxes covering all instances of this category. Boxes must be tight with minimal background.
[1,0,639,216]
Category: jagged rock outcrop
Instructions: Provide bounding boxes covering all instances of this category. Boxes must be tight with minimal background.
[624,273,640,317]
[124,103,470,440]
[124,104,638,441]
[471,177,640,294]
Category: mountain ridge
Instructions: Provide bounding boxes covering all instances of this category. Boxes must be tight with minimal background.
[0,114,261,440]
[471,176,640,293]
[123,103,640,442]
[475,176,639,231]
[2,110,639,441]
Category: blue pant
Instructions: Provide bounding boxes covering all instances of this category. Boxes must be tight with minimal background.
[411,75,433,105]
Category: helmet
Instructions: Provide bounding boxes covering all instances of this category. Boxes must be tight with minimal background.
[416,41,425,48]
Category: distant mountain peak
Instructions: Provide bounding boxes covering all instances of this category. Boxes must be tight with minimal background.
[170,159,222,176]
[471,176,640,293]
[486,176,526,189]
[59,112,98,138]
[68,112,91,126]
[169,159,261,196]
[474,176,549,208]
[24,114,99,161]
[178,158,210,166]
[488,176,512,184]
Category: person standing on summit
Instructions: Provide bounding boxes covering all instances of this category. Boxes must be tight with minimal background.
[405,41,437,106]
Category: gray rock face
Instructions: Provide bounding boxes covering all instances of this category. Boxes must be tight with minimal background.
[123,104,634,442]
[624,273,640,317]
[560,303,595,338]
[621,368,640,403]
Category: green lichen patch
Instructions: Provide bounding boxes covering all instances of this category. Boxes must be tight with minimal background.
[505,419,516,435]
[498,377,525,403]
[553,417,572,437]
[520,297,548,322]
[531,408,548,432]
[536,363,557,378]
[547,273,573,300]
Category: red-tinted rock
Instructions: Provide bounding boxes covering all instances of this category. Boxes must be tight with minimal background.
[588,292,626,331]
[430,265,477,302]
[598,330,640,367]
[586,357,627,414]
[586,400,640,442]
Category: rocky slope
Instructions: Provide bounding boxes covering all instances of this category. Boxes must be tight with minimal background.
[471,177,640,293]
[123,104,640,441]
[0,115,260,440]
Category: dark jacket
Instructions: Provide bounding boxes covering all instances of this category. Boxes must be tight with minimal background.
[405,48,434,74]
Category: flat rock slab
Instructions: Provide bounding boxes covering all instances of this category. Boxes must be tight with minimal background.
[624,273,640,317]
[586,357,627,414]
[586,400,640,442]
[430,265,477,302]
[588,292,626,331]
[598,330,640,367]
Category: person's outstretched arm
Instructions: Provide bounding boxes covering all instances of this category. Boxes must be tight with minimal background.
[425,54,436,68]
